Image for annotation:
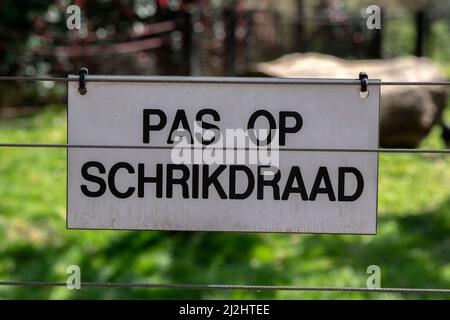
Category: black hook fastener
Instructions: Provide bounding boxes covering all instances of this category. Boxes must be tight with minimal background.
[78,67,88,95]
[359,71,368,93]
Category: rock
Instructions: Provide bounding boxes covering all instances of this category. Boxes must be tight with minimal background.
[246,53,448,148]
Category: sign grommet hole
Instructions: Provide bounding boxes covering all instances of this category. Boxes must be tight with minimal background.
[360,90,369,99]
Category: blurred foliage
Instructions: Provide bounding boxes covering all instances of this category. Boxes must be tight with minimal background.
[429,21,450,77]
[0,104,448,299]
[0,82,65,108]
[0,0,49,75]
[383,16,416,58]
[0,0,184,76]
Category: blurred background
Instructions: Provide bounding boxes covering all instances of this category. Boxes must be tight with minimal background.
[0,0,449,299]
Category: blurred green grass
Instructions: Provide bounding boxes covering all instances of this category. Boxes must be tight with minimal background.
[0,104,449,299]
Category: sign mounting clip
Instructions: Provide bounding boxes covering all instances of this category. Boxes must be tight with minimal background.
[359,71,369,98]
[78,67,88,95]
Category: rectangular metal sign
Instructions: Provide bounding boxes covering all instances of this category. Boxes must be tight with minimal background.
[67,77,379,234]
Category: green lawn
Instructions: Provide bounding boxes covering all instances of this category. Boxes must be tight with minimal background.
[0,105,449,299]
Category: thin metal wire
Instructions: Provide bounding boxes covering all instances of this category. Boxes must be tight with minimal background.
[0,75,449,86]
[0,76,67,82]
[375,81,450,86]
[0,143,449,154]
[0,281,448,294]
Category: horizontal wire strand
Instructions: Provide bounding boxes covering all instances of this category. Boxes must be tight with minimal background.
[0,281,449,294]
[0,76,68,82]
[0,75,449,86]
[0,143,449,154]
